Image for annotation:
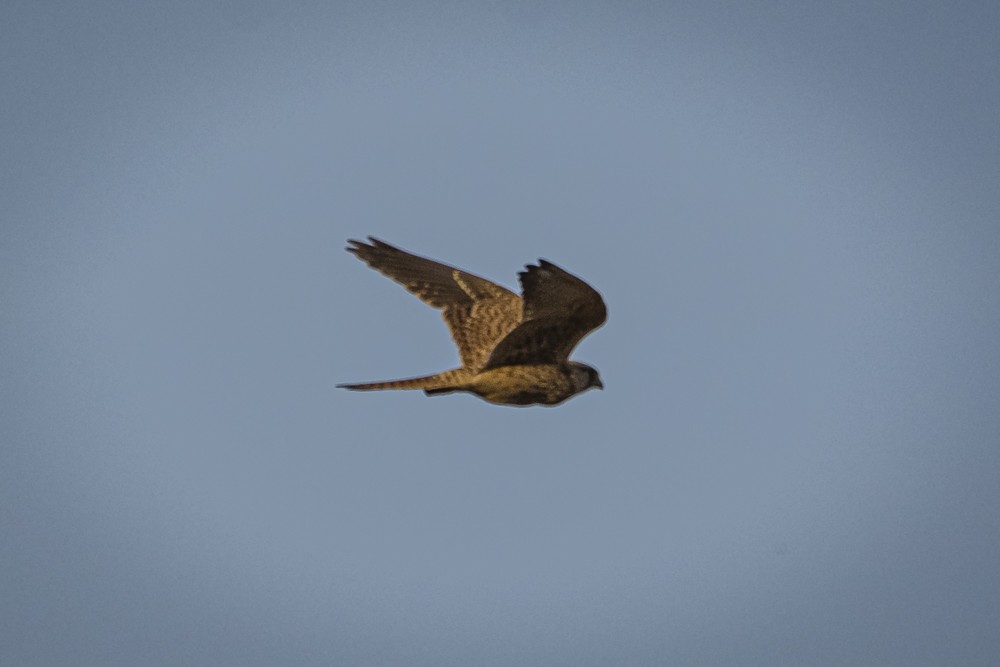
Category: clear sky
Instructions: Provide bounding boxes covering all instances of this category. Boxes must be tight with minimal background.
[3,1,999,665]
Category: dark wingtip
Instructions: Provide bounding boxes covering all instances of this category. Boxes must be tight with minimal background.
[345,238,368,254]
[346,237,398,259]
[345,237,391,248]
[525,259,559,271]
[519,259,559,281]
[336,381,366,390]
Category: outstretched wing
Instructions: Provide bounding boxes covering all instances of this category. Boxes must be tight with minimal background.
[347,237,511,307]
[346,237,522,370]
[484,260,606,368]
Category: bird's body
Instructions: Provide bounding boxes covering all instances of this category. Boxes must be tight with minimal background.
[338,238,606,407]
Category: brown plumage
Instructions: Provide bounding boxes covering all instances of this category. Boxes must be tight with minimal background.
[338,237,606,406]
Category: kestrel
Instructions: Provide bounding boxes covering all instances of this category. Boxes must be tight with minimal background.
[338,237,606,406]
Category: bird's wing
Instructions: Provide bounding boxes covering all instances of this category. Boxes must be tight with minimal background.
[347,237,522,369]
[347,237,513,307]
[484,260,606,368]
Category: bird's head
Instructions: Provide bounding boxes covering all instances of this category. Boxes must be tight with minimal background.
[569,362,603,394]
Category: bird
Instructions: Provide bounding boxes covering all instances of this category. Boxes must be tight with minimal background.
[337,237,606,406]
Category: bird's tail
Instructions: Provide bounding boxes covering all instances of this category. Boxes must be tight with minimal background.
[337,368,470,393]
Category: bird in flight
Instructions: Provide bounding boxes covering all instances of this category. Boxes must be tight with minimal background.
[338,237,606,406]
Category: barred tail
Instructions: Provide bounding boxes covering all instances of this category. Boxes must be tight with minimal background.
[337,369,469,393]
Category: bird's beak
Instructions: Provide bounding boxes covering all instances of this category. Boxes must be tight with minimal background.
[595,379,604,390]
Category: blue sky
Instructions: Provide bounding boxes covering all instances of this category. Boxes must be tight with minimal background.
[3,2,999,665]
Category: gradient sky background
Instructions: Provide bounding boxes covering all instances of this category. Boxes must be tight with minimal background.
[3,1,999,665]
